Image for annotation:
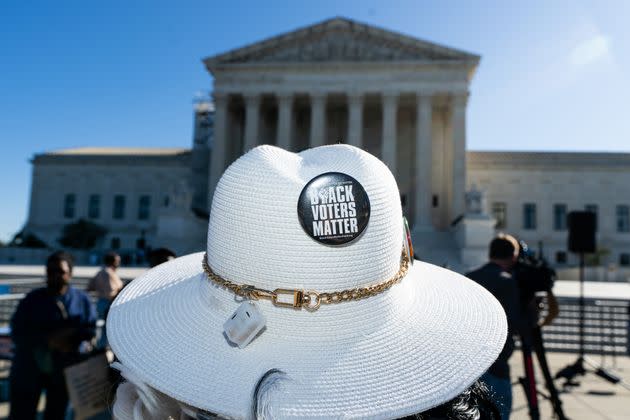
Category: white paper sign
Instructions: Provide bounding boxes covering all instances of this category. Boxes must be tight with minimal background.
[63,353,110,420]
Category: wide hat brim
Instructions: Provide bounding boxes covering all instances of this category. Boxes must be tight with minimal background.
[108,252,506,419]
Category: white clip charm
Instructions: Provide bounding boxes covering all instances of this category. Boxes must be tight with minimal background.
[223,301,266,348]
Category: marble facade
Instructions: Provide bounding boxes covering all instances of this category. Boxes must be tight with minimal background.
[204,18,480,233]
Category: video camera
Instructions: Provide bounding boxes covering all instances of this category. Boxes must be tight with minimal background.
[513,240,557,325]
[513,240,556,293]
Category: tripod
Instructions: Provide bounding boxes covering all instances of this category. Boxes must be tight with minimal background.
[519,324,568,420]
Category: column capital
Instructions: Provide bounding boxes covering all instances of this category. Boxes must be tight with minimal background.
[243,92,261,104]
[452,92,470,108]
[309,91,327,102]
[416,91,433,102]
[277,92,294,103]
[382,91,400,106]
[415,88,435,95]
[347,91,364,103]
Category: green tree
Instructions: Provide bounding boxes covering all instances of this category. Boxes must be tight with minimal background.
[58,219,107,249]
[10,231,48,248]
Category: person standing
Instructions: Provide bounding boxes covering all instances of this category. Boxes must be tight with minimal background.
[466,234,525,420]
[9,251,96,420]
[87,251,123,348]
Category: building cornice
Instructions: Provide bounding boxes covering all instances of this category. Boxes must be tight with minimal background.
[467,151,630,170]
[32,149,192,166]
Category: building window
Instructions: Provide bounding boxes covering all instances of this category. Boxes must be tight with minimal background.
[585,204,598,231]
[556,251,567,264]
[491,202,507,229]
[111,237,121,250]
[616,205,630,232]
[163,196,170,207]
[88,194,100,219]
[113,195,126,220]
[523,203,537,230]
[620,253,630,266]
[63,194,76,219]
[138,195,151,220]
[553,204,567,231]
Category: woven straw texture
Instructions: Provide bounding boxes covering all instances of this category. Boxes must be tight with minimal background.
[208,145,402,290]
[107,144,507,419]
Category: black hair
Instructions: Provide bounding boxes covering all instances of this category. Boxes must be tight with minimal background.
[249,370,499,420]
[140,374,498,420]
[104,251,119,266]
[400,380,501,420]
[489,237,515,260]
[46,250,74,273]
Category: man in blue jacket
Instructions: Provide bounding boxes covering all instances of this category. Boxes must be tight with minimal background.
[9,251,96,420]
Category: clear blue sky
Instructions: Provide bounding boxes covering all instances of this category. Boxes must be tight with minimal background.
[1,0,629,242]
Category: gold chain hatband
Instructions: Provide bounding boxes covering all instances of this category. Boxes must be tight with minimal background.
[201,253,410,311]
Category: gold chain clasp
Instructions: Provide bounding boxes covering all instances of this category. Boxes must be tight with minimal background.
[202,252,409,312]
[272,289,304,309]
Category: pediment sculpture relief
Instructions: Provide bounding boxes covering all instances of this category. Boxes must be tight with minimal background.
[224,32,453,63]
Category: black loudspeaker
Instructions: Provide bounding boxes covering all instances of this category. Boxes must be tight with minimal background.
[567,211,596,253]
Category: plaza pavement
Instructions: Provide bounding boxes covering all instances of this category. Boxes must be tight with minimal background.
[510,350,630,420]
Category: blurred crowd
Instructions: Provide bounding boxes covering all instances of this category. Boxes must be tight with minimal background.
[6,248,175,419]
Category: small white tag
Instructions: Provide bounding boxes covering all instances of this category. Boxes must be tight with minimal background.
[223,301,266,348]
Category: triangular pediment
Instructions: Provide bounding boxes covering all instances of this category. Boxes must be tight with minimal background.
[204,17,479,68]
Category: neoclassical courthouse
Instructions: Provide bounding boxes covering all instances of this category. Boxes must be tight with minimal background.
[22,18,630,269]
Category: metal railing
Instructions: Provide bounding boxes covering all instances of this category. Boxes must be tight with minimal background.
[0,284,627,357]
[539,296,629,356]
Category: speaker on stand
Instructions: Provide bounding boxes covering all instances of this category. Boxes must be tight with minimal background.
[567,211,596,254]
[556,211,626,389]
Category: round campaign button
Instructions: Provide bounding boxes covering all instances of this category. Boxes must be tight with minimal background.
[297,172,370,245]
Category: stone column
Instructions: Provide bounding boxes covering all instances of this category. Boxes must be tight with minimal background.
[208,92,229,211]
[381,91,399,175]
[276,93,293,150]
[451,93,468,218]
[347,92,363,148]
[243,93,260,152]
[415,93,433,230]
[309,92,326,147]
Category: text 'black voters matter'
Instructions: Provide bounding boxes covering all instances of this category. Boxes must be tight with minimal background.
[297,172,370,245]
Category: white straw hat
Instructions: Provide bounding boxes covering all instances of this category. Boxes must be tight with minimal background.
[107,144,507,419]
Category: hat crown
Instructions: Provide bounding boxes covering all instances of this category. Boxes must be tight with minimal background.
[206,144,403,291]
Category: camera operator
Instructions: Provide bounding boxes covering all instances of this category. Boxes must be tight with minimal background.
[467,234,526,420]
[512,239,566,419]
